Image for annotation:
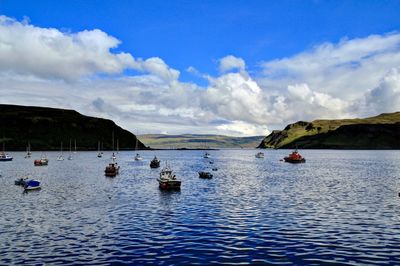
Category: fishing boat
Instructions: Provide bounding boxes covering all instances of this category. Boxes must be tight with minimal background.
[57,142,64,161]
[157,164,181,190]
[24,179,41,191]
[150,156,160,168]
[255,152,264,158]
[34,154,48,166]
[0,143,13,161]
[97,141,102,158]
[284,149,306,163]
[198,171,213,179]
[24,142,32,158]
[105,158,120,177]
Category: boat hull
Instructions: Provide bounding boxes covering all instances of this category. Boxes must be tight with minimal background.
[284,157,306,163]
[158,180,181,190]
[0,158,12,161]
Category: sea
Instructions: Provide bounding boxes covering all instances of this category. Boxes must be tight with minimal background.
[0,149,399,265]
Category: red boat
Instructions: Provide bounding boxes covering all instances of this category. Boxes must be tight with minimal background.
[284,150,306,163]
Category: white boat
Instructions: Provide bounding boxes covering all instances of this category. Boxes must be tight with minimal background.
[97,141,102,158]
[68,139,73,160]
[0,143,13,161]
[203,152,211,158]
[73,139,77,154]
[57,142,64,161]
[255,152,264,158]
[134,153,142,161]
[24,142,32,158]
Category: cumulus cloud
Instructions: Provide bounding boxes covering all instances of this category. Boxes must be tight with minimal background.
[260,33,400,99]
[0,15,135,80]
[364,68,400,114]
[1,15,400,136]
[219,55,246,73]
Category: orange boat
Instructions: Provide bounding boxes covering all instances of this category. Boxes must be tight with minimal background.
[284,150,306,163]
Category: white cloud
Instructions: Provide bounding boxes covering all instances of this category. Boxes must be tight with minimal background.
[219,55,246,73]
[364,68,400,114]
[1,15,400,137]
[0,15,135,81]
[260,33,400,99]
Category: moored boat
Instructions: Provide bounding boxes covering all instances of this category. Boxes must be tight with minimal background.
[0,143,12,161]
[0,152,13,161]
[134,153,142,161]
[150,156,160,168]
[284,150,306,163]
[203,152,211,158]
[255,152,264,158]
[24,179,41,190]
[157,165,181,190]
[198,171,213,179]
[105,158,120,177]
[34,155,48,166]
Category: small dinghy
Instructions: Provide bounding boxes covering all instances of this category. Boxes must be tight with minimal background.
[24,179,41,191]
[203,152,211,159]
[150,156,160,168]
[212,167,218,171]
[198,171,213,179]
[157,164,181,190]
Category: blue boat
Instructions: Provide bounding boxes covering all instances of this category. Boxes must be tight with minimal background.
[24,180,41,190]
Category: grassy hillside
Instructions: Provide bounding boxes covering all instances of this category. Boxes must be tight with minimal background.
[139,134,264,149]
[0,104,147,151]
[258,112,400,149]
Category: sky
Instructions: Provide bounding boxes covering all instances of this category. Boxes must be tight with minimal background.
[0,0,400,136]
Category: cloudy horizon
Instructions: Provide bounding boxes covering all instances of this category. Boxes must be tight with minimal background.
[1,13,400,136]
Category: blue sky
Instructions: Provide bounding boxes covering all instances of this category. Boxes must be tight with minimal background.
[0,1,400,135]
[3,0,400,81]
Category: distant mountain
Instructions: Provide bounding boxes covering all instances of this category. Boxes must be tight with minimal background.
[139,134,265,149]
[0,104,147,151]
[258,112,400,149]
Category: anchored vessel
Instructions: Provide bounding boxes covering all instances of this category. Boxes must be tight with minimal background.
[198,171,213,179]
[150,156,160,168]
[284,150,306,163]
[157,164,181,190]
[105,158,120,177]
[34,154,48,166]
[255,152,264,158]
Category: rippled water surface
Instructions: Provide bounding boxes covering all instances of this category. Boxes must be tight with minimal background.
[1,149,400,265]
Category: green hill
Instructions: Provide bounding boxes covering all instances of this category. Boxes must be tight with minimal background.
[0,104,147,151]
[139,134,264,149]
[258,112,400,149]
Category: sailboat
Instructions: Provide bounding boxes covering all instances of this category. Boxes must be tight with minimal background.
[0,142,13,161]
[73,139,77,154]
[24,141,32,158]
[68,139,73,160]
[134,136,142,161]
[57,142,64,161]
[97,141,102,158]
